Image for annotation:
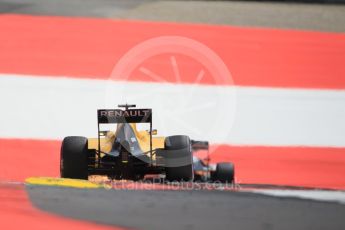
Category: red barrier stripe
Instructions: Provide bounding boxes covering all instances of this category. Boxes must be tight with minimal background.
[0,14,344,89]
[1,138,344,190]
[206,145,345,190]
[0,139,60,182]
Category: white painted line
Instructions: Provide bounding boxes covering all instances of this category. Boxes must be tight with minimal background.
[251,189,345,204]
[1,73,345,147]
[0,181,24,185]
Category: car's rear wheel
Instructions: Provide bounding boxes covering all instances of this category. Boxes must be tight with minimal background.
[60,136,89,180]
[213,162,235,183]
[164,135,193,181]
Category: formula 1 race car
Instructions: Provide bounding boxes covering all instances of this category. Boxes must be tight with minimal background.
[60,104,235,183]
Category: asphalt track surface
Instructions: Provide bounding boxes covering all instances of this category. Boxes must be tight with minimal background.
[27,185,345,230]
[1,0,345,230]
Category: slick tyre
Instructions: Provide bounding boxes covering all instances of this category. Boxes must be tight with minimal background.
[60,136,89,180]
[164,135,193,182]
[214,162,235,183]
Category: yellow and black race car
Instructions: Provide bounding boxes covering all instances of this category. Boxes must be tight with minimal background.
[60,104,234,182]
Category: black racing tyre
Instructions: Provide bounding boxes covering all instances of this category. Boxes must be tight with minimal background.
[60,136,89,180]
[214,162,235,183]
[164,135,193,181]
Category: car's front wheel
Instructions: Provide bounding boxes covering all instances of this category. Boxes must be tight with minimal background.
[213,162,235,183]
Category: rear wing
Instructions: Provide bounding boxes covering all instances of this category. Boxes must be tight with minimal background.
[191,140,209,151]
[97,109,152,124]
[96,106,154,165]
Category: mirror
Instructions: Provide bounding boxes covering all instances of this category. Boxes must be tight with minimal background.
[147,129,158,135]
[151,129,158,135]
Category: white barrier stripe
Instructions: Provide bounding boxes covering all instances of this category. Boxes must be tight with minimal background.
[1,73,345,147]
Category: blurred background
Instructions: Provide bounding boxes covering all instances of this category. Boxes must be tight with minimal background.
[0,0,344,188]
[1,1,345,230]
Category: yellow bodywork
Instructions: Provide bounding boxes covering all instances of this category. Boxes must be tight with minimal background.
[88,123,165,159]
